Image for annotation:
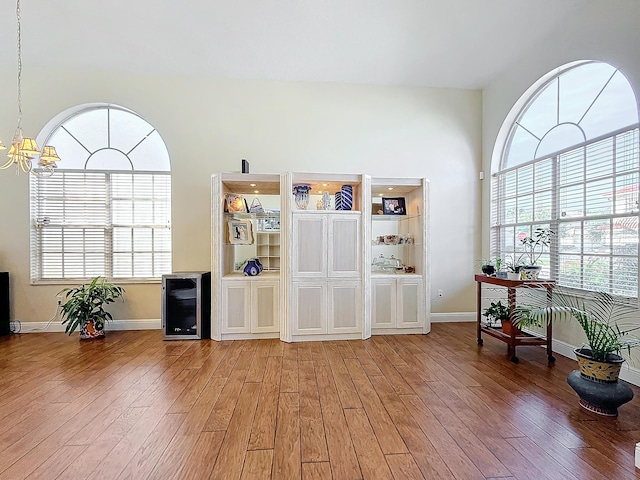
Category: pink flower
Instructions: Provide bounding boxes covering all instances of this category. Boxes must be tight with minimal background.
[518,231,527,242]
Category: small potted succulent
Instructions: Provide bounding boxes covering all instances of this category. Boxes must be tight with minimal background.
[59,277,125,339]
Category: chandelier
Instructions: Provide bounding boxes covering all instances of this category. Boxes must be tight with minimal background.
[0,0,60,175]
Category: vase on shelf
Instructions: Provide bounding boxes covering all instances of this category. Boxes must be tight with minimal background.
[322,191,331,210]
[341,184,353,210]
[293,184,311,210]
[334,191,343,210]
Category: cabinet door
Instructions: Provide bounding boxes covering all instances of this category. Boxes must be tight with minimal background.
[328,281,361,333]
[251,281,279,333]
[293,215,327,277]
[222,282,251,334]
[397,278,423,328]
[292,282,326,335]
[371,278,396,329]
[328,215,361,277]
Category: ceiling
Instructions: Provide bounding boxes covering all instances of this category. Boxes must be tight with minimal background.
[0,0,589,90]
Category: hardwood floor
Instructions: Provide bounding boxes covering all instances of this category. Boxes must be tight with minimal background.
[1,322,639,479]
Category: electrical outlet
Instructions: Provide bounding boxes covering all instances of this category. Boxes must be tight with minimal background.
[437,289,443,298]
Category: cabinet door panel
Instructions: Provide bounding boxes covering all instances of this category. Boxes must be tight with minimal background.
[328,282,361,333]
[329,216,360,277]
[292,283,326,334]
[293,215,326,277]
[222,283,251,334]
[398,279,423,328]
[371,279,396,329]
[252,281,279,333]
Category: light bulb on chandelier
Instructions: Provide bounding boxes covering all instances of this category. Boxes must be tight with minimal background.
[0,0,61,176]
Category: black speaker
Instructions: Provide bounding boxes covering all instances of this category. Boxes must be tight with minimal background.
[162,272,211,340]
[0,272,10,336]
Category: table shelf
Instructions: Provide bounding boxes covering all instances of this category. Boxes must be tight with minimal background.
[475,274,555,364]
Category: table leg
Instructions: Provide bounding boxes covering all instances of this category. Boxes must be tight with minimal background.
[546,286,555,362]
[476,280,483,345]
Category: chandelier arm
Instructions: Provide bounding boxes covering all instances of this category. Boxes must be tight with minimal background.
[0,157,16,169]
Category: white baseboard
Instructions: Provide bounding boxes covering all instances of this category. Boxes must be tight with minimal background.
[431,312,475,323]
[17,318,161,333]
[551,337,640,387]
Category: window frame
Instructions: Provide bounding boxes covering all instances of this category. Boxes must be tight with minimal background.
[491,63,640,299]
[30,104,172,285]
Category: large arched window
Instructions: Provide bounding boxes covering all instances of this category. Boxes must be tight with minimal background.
[492,61,639,297]
[30,104,172,283]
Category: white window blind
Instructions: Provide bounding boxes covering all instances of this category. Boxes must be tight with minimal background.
[30,104,172,283]
[492,62,639,298]
[492,127,639,297]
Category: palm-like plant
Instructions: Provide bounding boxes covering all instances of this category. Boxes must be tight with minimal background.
[59,277,125,335]
[515,288,640,362]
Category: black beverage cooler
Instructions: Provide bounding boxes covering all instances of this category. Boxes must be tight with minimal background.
[162,272,211,340]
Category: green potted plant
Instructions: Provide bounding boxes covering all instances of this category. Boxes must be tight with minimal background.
[58,277,125,339]
[483,300,519,335]
[516,226,555,280]
[515,287,640,415]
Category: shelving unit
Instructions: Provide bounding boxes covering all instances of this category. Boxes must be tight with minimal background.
[211,172,430,343]
[368,177,430,336]
[211,173,283,340]
[475,274,555,364]
[283,172,366,342]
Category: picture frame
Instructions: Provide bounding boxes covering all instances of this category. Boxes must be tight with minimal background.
[225,193,248,213]
[228,219,253,245]
[381,197,406,215]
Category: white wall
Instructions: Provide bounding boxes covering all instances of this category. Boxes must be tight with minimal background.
[482,0,640,350]
[0,70,481,325]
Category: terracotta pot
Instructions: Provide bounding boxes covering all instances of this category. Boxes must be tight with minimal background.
[500,319,521,336]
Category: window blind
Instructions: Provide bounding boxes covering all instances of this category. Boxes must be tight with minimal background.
[492,127,639,298]
[31,170,171,282]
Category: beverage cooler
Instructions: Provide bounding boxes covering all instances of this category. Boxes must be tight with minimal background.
[162,272,211,340]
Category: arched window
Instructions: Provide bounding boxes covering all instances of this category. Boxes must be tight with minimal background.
[30,104,172,282]
[492,61,639,297]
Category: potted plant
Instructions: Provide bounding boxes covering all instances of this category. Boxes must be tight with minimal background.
[483,300,519,336]
[515,226,555,280]
[58,277,125,339]
[515,288,640,416]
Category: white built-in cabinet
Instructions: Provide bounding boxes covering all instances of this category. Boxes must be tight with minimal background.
[221,279,279,334]
[211,172,429,342]
[371,277,423,331]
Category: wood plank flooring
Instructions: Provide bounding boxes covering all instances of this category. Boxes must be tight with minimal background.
[0,322,639,479]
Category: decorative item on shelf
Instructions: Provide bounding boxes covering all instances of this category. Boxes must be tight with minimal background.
[58,277,125,339]
[515,288,640,416]
[228,219,253,245]
[341,184,353,210]
[483,300,518,335]
[382,197,406,215]
[481,264,496,276]
[249,197,264,214]
[515,226,555,280]
[293,184,311,210]
[243,257,264,276]
[322,191,331,210]
[334,191,343,210]
[316,199,323,210]
[225,193,248,213]
[404,265,415,274]
[372,202,384,215]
